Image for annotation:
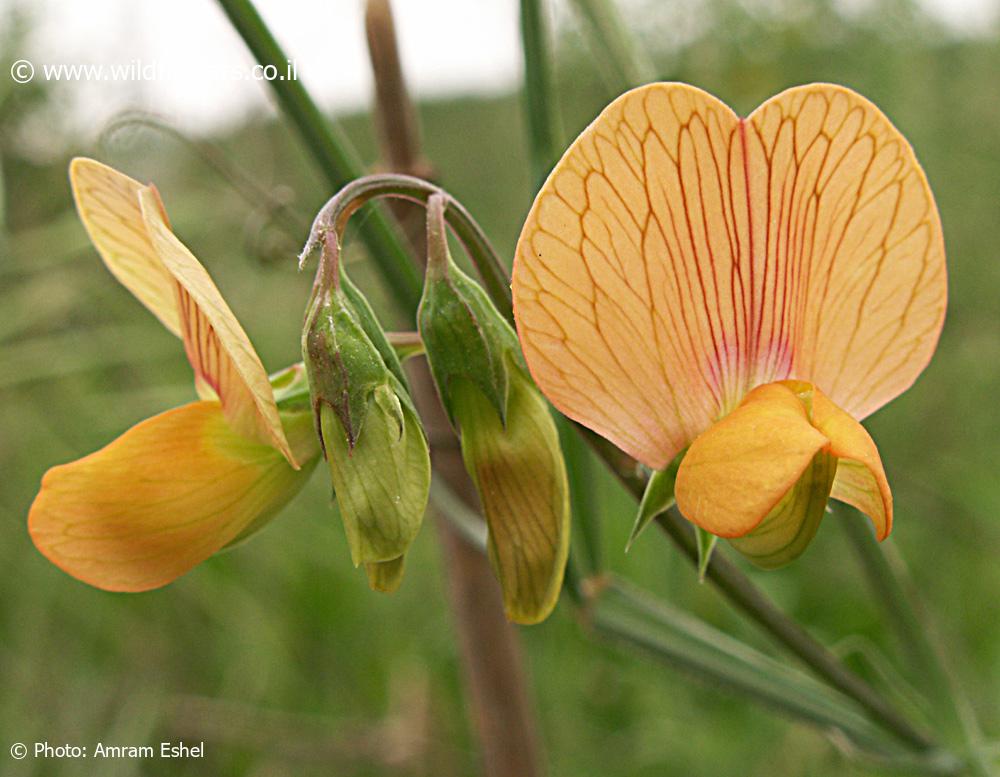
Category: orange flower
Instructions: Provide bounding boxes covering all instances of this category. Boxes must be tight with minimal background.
[28,159,319,591]
[513,84,946,566]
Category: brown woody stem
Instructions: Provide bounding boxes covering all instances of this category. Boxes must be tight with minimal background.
[364,6,545,776]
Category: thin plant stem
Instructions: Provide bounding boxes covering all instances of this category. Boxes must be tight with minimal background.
[364,10,545,776]
[652,507,935,751]
[520,0,563,187]
[557,419,603,573]
[839,507,981,746]
[567,0,656,93]
[364,0,428,178]
[591,579,953,763]
[100,112,308,238]
[300,174,512,323]
[215,0,422,311]
[429,476,939,760]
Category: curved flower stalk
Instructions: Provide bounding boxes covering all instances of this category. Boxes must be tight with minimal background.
[513,83,946,566]
[28,158,320,591]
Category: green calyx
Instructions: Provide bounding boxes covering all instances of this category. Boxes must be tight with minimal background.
[417,201,521,429]
[627,451,684,552]
[302,266,415,453]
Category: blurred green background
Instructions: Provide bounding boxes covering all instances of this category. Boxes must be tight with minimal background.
[1,0,998,774]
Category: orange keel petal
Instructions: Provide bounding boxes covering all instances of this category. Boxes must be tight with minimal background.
[28,401,312,592]
[674,383,828,537]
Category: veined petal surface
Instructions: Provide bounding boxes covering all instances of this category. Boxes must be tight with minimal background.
[28,401,313,592]
[69,158,181,336]
[71,158,296,465]
[136,188,297,466]
[513,83,945,468]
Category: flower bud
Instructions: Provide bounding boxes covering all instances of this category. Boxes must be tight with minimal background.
[418,195,569,624]
[303,247,430,589]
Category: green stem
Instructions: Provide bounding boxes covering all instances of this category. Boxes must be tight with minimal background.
[215,0,421,311]
[591,579,962,768]
[839,508,977,745]
[519,0,562,187]
[557,418,603,573]
[652,508,934,751]
[431,476,930,758]
[520,0,603,577]
[567,0,656,93]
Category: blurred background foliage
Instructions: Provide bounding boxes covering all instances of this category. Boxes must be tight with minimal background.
[1,0,998,774]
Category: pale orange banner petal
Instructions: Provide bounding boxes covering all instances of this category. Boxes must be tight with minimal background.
[136,188,297,467]
[513,83,945,468]
[28,401,312,592]
[746,85,946,421]
[810,388,892,539]
[674,383,828,537]
[69,158,182,337]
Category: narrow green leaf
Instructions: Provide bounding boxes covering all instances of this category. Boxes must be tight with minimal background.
[519,0,562,187]
[626,452,682,552]
[567,0,656,93]
[558,418,602,573]
[591,578,923,757]
[695,527,717,583]
[386,332,425,362]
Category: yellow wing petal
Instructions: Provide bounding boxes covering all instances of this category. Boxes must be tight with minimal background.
[746,84,946,420]
[810,387,892,539]
[69,157,182,337]
[513,83,945,467]
[136,188,297,466]
[674,382,828,538]
[28,401,314,592]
